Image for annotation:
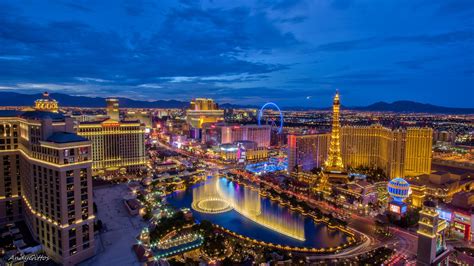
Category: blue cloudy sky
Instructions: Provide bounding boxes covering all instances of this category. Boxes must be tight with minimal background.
[0,0,473,107]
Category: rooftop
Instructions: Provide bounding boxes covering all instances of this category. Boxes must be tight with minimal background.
[78,118,142,125]
[46,132,89,143]
[0,110,23,117]
[446,191,474,212]
[20,110,65,121]
[0,110,66,121]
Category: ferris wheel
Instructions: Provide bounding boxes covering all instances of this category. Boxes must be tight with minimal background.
[257,102,283,134]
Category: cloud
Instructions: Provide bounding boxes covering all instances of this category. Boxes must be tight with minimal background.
[330,0,353,10]
[386,31,474,45]
[289,71,403,87]
[317,31,474,52]
[0,0,472,107]
[395,56,439,70]
[278,15,307,24]
[75,77,112,83]
[62,2,93,13]
[0,55,31,61]
[262,0,305,11]
[123,0,156,16]
[436,0,474,16]
[317,38,377,52]
[0,3,295,86]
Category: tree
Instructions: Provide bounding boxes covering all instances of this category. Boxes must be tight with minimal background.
[198,220,214,234]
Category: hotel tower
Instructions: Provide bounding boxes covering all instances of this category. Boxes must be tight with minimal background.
[0,94,95,265]
[76,98,146,175]
[186,98,224,129]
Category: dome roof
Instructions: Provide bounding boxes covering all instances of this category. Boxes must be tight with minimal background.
[388,177,410,187]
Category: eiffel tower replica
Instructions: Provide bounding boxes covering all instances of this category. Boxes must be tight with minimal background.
[324,90,348,184]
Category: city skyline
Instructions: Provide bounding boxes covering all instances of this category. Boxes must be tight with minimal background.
[0,74,472,265]
[0,2,473,265]
[0,0,473,108]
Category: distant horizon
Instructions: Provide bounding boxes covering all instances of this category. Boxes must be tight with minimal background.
[0,90,473,110]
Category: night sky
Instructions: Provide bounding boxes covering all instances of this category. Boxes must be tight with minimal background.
[0,0,473,107]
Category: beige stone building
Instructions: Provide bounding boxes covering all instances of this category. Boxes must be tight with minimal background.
[76,99,146,175]
[287,125,433,178]
[0,95,95,265]
[341,125,432,178]
[408,171,474,208]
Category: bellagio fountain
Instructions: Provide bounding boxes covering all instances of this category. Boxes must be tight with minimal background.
[191,176,305,241]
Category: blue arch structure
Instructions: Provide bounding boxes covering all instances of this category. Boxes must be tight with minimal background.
[258,102,283,134]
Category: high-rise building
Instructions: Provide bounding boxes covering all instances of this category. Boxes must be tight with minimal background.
[106,98,120,121]
[125,111,153,129]
[287,133,329,173]
[433,130,456,144]
[77,99,146,175]
[341,125,406,177]
[0,95,95,265]
[242,125,271,148]
[202,123,271,148]
[341,125,432,177]
[324,91,344,171]
[186,98,224,129]
[217,141,268,162]
[0,115,22,225]
[404,128,433,176]
[416,200,451,265]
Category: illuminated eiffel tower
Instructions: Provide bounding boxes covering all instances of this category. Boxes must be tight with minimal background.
[325,90,344,172]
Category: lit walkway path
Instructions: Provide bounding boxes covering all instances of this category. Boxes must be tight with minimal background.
[153,237,203,259]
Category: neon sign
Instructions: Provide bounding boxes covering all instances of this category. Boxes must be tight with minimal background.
[437,209,452,221]
[389,203,401,214]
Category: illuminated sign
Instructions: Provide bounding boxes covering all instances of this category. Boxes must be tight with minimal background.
[401,205,407,214]
[454,222,466,230]
[102,122,120,128]
[389,203,401,214]
[454,212,471,224]
[437,209,452,221]
[389,202,407,215]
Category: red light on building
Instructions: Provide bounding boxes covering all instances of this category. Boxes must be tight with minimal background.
[102,122,120,127]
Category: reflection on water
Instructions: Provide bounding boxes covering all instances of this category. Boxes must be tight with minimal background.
[193,176,305,240]
[168,177,349,248]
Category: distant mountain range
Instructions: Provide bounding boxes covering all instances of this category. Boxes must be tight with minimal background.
[0,91,472,114]
[0,91,188,108]
[350,101,474,114]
